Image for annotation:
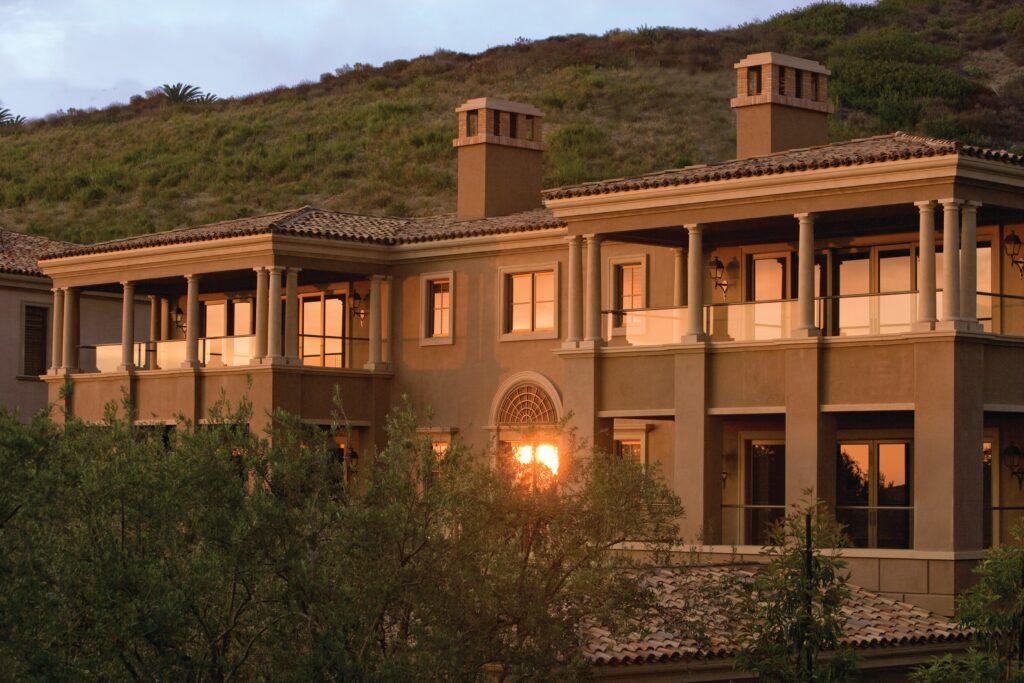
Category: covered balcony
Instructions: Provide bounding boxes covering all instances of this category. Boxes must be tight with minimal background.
[561,201,1024,349]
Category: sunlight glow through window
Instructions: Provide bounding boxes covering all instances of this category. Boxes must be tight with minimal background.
[514,443,559,475]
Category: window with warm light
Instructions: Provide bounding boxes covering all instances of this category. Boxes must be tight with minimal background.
[513,443,560,475]
[501,268,557,339]
[836,441,913,549]
[421,272,454,345]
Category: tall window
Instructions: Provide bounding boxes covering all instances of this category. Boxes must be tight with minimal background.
[614,262,643,327]
[22,305,48,376]
[202,299,253,337]
[429,279,451,338]
[507,271,555,334]
[744,441,786,545]
[615,439,643,465]
[749,254,788,340]
[836,441,913,548]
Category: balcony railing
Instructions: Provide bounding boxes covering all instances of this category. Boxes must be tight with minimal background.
[604,290,1024,347]
[77,334,377,372]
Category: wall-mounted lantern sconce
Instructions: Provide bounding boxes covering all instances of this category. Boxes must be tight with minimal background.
[174,305,186,335]
[1004,230,1024,276]
[1002,441,1024,490]
[708,256,729,297]
[349,283,369,324]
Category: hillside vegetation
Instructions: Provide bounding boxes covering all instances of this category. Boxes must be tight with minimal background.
[1,0,1022,244]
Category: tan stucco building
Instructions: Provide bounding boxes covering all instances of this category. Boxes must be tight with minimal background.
[35,53,1024,624]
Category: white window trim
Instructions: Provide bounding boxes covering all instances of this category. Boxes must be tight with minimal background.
[607,254,648,336]
[419,271,455,346]
[18,300,51,381]
[498,262,561,342]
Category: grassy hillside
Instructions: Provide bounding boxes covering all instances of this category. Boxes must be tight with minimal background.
[1,0,1022,244]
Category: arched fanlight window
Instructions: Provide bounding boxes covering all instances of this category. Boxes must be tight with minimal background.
[497,383,558,426]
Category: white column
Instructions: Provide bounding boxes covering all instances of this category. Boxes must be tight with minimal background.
[159,297,170,341]
[183,275,201,368]
[673,247,686,307]
[365,274,384,369]
[795,213,818,336]
[284,267,300,363]
[915,201,937,329]
[61,287,78,372]
[960,201,981,328]
[50,288,64,373]
[119,281,136,370]
[566,236,583,346]
[685,225,705,342]
[253,267,269,362]
[267,266,283,361]
[939,199,963,326]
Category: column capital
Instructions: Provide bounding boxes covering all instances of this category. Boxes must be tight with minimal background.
[914,199,937,209]
[268,265,285,274]
[183,273,201,281]
[938,198,965,208]
[369,273,386,282]
[584,233,603,244]
[564,234,583,245]
[120,280,136,287]
[253,266,267,273]
[962,200,982,212]
[794,212,817,222]
[285,266,302,273]
[684,223,703,234]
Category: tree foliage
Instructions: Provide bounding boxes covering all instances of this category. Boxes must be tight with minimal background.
[159,83,214,104]
[0,107,25,126]
[911,529,1024,683]
[732,498,857,683]
[0,396,683,681]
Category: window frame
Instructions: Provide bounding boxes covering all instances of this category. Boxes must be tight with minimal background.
[19,300,50,380]
[835,438,914,549]
[420,271,455,346]
[498,263,561,342]
[722,431,786,547]
[608,254,648,334]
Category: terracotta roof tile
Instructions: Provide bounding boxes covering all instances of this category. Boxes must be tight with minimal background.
[39,206,565,260]
[544,132,1024,200]
[0,229,73,276]
[583,564,970,667]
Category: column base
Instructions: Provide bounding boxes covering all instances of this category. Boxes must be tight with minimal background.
[284,356,301,366]
[179,360,202,369]
[789,327,821,339]
[680,333,707,344]
[578,339,605,350]
[116,364,135,372]
[561,340,581,350]
[911,320,937,332]
[363,361,392,372]
[935,319,970,332]
[57,367,79,375]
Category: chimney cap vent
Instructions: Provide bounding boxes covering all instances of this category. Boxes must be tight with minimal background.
[455,97,544,117]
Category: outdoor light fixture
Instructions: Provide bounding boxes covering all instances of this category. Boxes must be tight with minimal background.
[174,305,186,334]
[1003,230,1024,276]
[1002,441,1024,490]
[708,256,729,297]
[349,283,369,324]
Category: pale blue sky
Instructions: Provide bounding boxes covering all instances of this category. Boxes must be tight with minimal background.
[1,0,828,119]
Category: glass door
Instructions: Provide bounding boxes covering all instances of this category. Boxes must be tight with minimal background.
[744,441,786,545]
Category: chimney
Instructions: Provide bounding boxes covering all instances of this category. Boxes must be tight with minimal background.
[730,52,833,158]
[453,98,545,219]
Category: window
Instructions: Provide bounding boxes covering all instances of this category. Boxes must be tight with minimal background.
[22,304,48,376]
[301,293,345,367]
[746,65,762,96]
[795,68,804,98]
[202,299,253,337]
[509,113,518,139]
[744,441,786,545]
[615,439,643,464]
[749,254,788,340]
[421,272,454,345]
[836,441,913,548]
[613,261,644,328]
[502,268,557,338]
[466,110,478,137]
